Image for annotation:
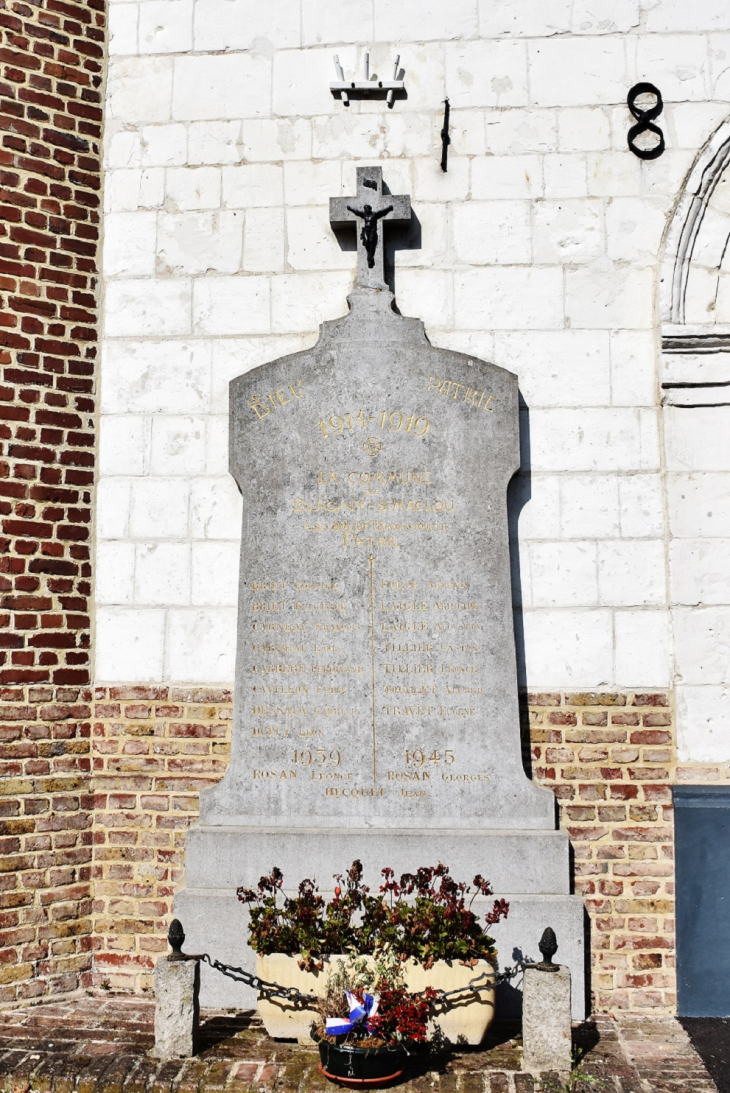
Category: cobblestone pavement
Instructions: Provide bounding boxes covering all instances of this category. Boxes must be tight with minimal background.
[0,998,719,1093]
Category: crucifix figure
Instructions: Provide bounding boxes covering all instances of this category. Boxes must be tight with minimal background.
[348,202,393,269]
[330,166,411,290]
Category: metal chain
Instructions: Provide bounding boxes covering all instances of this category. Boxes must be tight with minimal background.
[200,953,319,1003]
[198,952,523,1008]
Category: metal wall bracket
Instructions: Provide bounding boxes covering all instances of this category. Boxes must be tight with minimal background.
[330,53,405,108]
[627,82,665,160]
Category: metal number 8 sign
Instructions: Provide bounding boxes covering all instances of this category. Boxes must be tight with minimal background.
[627,82,665,160]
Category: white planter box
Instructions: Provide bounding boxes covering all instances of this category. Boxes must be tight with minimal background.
[256,953,496,1047]
[404,957,496,1046]
[256,953,336,1043]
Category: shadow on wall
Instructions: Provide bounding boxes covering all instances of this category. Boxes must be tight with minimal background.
[508,399,592,1017]
[331,207,423,296]
[384,211,422,295]
[509,391,531,768]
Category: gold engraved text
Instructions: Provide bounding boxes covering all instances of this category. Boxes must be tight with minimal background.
[318,410,430,439]
[426,377,495,413]
[406,749,456,766]
[292,749,341,767]
[325,787,386,798]
[248,381,304,420]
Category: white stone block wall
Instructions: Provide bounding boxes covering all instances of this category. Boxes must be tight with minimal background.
[98,1,730,762]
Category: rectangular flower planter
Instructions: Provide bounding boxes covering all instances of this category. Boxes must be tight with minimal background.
[405,957,496,1045]
[256,954,344,1043]
[256,954,496,1046]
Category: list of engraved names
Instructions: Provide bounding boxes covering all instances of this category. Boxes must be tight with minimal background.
[246,460,491,805]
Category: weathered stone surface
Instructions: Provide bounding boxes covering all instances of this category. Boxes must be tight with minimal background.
[203,286,555,832]
[522,965,572,1076]
[183,828,571,893]
[153,957,199,1059]
[330,166,411,290]
[177,276,589,1011]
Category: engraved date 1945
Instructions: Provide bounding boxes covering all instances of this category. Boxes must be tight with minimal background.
[318,409,430,439]
[406,749,455,766]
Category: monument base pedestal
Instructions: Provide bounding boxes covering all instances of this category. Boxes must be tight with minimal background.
[175,825,586,1020]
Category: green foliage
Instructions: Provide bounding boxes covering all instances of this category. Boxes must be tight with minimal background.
[237,860,509,968]
[540,1047,608,1093]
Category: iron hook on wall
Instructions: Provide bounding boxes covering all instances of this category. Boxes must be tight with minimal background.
[440,98,451,172]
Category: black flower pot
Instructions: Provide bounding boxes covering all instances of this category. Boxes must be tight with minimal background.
[314,1034,409,1088]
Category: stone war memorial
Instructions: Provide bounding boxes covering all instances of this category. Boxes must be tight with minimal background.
[6,2,730,1088]
[177,164,585,1015]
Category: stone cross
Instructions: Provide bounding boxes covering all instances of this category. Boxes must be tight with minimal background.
[179,156,585,1022]
[330,166,411,290]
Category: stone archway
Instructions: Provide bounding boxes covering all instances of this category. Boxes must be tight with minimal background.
[658,123,730,769]
[661,117,730,337]
[658,116,730,1018]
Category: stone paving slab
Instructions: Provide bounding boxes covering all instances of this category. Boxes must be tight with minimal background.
[0,998,719,1093]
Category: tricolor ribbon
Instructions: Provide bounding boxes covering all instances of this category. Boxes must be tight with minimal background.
[325,991,379,1036]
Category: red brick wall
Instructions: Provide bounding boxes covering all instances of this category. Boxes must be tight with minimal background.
[0,2,688,1016]
[529,691,675,1013]
[91,687,232,994]
[0,685,93,1004]
[90,686,676,1014]
[0,0,104,1004]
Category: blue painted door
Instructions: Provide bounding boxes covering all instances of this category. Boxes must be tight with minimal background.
[674,786,730,1017]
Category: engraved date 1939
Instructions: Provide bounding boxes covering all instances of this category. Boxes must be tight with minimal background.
[293,748,341,766]
[318,409,430,439]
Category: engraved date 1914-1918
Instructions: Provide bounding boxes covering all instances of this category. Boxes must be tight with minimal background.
[318,408,430,439]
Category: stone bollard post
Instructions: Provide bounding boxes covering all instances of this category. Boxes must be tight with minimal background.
[522,927,572,1077]
[153,920,200,1059]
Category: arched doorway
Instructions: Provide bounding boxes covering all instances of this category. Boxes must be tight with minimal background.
[659,117,730,1017]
